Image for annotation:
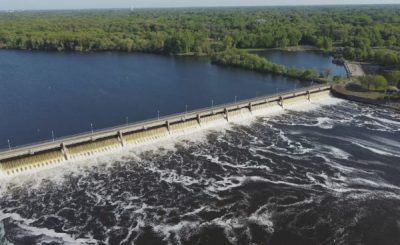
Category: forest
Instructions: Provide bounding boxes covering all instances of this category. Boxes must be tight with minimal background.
[0,6,399,67]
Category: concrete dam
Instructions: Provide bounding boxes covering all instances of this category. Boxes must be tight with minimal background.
[0,85,331,177]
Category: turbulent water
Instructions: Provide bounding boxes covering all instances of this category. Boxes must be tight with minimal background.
[0,99,400,245]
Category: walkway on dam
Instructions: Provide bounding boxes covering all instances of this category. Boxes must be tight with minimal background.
[0,84,331,176]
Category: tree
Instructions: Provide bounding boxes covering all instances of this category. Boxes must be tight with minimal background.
[287,28,302,46]
[344,47,356,60]
[165,31,195,54]
[360,75,388,91]
[383,52,399,66]
[316,37,333,50]
[274,32,289,48]
[0,6,399,67]
[388,70,400,88]
[222,35,234,50]
[374,50,399,66]
[258,33,274,48]
[322,37,333,50]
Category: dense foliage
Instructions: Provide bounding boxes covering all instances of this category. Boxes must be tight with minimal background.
[388,70,400,88]
[212,49,325,82]
[359,75,388,91]
[0,6,399,66]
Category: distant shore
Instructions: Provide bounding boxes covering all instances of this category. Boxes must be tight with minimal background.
[242,45,322,53]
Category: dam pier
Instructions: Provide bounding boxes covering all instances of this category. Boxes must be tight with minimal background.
[0,85,331,177]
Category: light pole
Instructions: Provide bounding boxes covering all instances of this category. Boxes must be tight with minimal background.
[211,99,214,109]
[126,116,129,125]
[235,96,237,103]
[51,130,55,142]
[157,110,160,120]
[185,104,188,114]
[7,139,11,151]
[91,123,94,134]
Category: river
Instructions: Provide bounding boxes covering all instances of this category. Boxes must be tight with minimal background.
[256,50,347,78]
[3,50,398,245]
[0,50,320,148]
[0,98,399,244]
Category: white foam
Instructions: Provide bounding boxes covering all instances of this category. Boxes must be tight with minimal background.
[315,117,334,129]
[318,145,351,160]
[0,211,95,244]
[286,96,344,111]
[153,220,200,244]
[248,205,274,232]
[0,93,339,186]
[349,178,400,191]
[350,139,400,157]
[181,207,205,217]
[206,176,243,192]
[366,114,400,126]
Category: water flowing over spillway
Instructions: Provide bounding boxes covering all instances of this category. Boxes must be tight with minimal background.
[1,98,400,244]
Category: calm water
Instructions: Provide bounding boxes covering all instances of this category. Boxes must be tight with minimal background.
[1,100,399,244]
[256,50,347,77]
[0,50,312,147]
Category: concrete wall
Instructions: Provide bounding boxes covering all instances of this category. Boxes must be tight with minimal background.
[0,85,331,177]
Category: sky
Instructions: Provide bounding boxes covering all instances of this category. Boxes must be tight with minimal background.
[0,0,398,10]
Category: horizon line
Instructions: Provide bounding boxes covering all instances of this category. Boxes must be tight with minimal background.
[1,3,399,12]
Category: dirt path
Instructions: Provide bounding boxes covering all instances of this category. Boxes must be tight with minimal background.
[345,62,365,77]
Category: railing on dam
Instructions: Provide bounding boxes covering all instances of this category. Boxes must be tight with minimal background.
[0,84,331,174]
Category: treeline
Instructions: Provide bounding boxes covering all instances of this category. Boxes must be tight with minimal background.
[212,49,332,82]
[0,6,399,66]
[358,70,400,91]
[359,75,388,91]
[341,48,399,66]
[0,27,210,55]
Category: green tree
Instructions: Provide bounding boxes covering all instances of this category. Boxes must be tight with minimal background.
[165,31,195,54]
[287,29,302,46]
[0,6,399,67]
[383,52,399,66]
[222,35,234,50]
[360,75,388,91]
[388,70,400,88]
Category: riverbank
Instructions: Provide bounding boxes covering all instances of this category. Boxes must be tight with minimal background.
[332,84,400,110]
[242,45,322,53]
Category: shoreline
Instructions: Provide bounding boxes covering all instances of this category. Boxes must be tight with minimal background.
[332,84,400,111]
[242,45,323,53]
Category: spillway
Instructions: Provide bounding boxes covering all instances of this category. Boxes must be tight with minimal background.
[0,85,331,177]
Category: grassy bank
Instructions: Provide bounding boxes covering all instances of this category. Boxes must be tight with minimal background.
[332,84,386,100]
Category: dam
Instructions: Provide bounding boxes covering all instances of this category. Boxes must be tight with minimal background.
[0,85,331,177]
